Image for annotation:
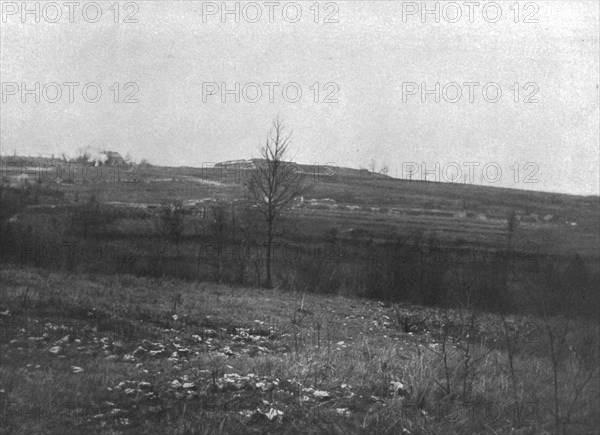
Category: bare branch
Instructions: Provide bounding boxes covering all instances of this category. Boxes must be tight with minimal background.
[243,117,308,287]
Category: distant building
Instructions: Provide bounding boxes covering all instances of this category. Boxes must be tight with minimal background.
[102,151,126,166]
[215,159,256,169]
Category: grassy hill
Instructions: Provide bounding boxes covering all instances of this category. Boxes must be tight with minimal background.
[2,155,598,315]
[2,156,598,258]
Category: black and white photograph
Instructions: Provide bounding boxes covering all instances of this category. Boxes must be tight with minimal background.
[0,1,599,433]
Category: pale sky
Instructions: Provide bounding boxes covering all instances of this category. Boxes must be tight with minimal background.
[1,1,598,195]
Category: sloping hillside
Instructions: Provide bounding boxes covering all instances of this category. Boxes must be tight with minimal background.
[1,266,598,434]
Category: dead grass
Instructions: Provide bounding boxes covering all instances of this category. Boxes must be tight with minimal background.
[1,265,598,434]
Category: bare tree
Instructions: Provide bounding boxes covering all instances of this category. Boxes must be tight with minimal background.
[244,117,306,288]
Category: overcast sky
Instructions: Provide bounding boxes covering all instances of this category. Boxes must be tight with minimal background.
[1,1,598,195]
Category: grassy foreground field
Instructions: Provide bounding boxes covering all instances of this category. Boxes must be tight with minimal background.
[1,265,598,435]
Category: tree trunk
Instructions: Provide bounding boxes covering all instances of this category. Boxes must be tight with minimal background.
[265,219,273,288]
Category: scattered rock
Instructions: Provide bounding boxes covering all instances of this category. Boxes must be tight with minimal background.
[138,381,152,390]
[117,381,136,389]
[49,346,62,355]
[239,409,256,418]
[336,408,351,417]
[390,381,409,397]
[222,346,235,356]
[263,408,283,421]
[313,390,331,400]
